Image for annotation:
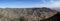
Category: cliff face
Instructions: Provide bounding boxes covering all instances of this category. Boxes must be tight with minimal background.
[0,7,57,21]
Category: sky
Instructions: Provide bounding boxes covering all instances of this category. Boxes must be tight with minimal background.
[0,0,60,8]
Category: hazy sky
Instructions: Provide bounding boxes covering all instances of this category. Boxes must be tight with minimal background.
[0,0,60,8]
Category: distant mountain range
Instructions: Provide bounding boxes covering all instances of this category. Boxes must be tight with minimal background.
[51,7,60,11]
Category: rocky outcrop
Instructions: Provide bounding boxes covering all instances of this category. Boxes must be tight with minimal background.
[0,7,57,21]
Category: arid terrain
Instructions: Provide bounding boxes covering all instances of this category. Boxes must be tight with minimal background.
[0,7,59,21]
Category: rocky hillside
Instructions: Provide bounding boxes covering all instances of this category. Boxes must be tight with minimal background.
[0,7,57,21]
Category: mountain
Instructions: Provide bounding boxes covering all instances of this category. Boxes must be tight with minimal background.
[0,7,58,21]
